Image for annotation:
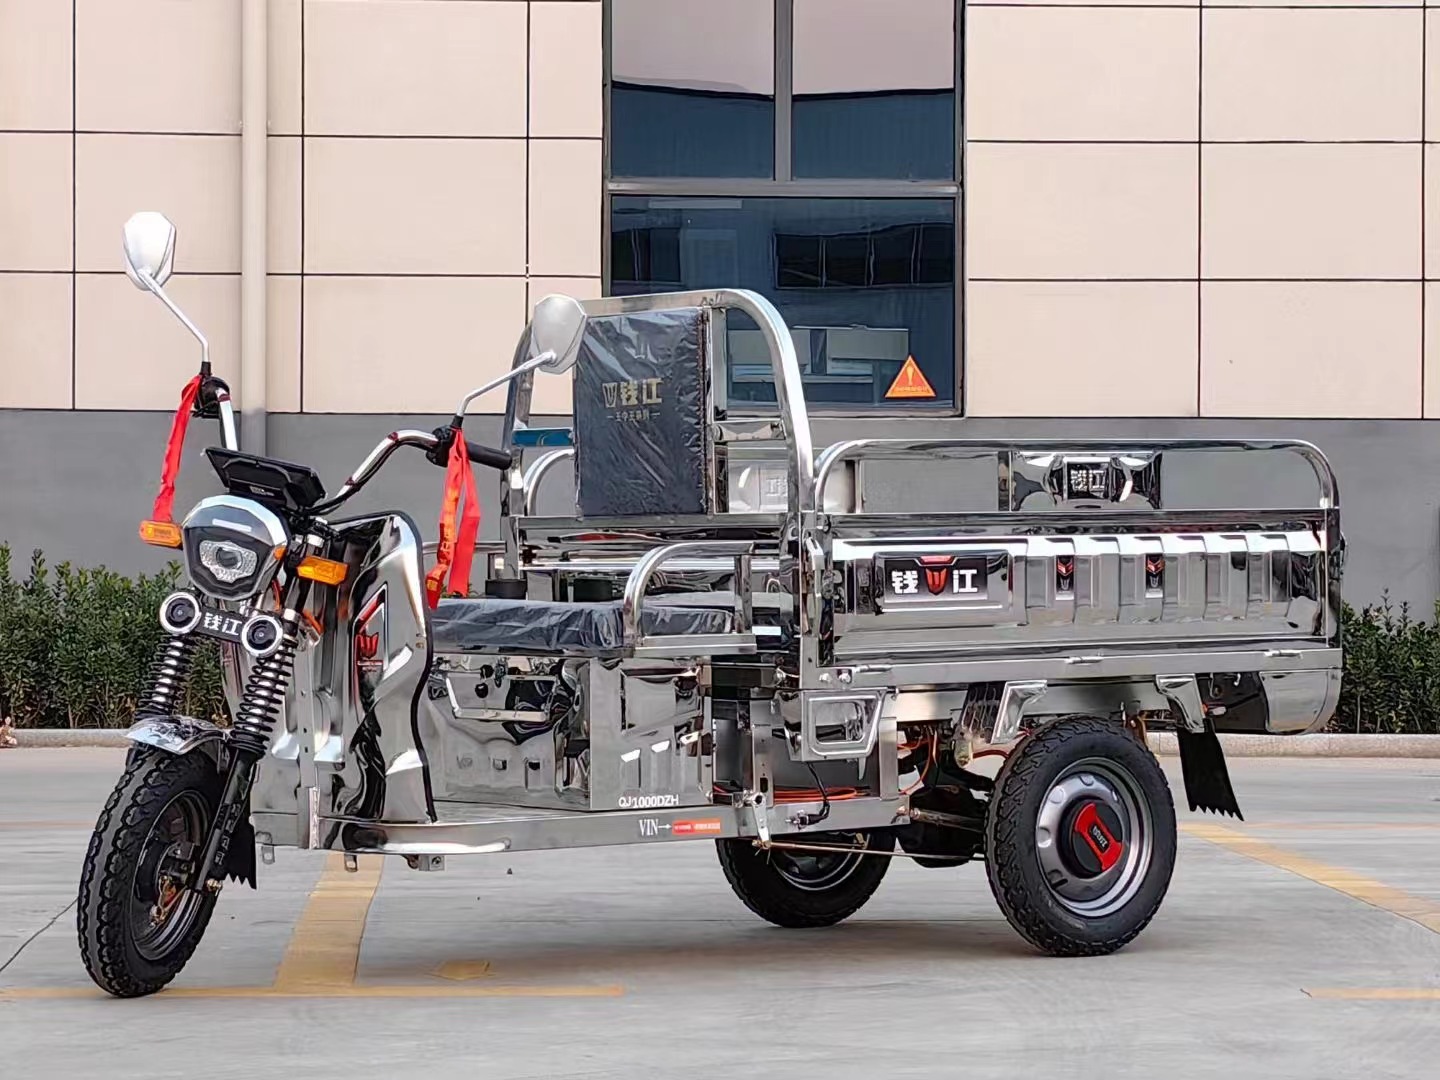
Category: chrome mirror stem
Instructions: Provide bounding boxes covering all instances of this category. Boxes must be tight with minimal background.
[453,352,553,420]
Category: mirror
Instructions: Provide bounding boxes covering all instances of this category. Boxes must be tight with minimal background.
[122,211,177,291]
[529,294,587,374]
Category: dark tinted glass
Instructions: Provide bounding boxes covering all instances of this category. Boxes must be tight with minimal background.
[610,0,775,178]
[610,197,956,407]
[791,0,955,180]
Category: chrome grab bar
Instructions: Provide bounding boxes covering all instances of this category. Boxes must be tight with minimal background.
[813,438,1340,513]
[521,447,575,515]
[620,541,756,650]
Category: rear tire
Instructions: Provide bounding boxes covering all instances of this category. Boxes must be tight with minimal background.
[985,716,1176,957]
[717,830,894,928]
[77,752,222,997]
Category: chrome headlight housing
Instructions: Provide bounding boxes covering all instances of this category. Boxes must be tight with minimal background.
[180,495,289,601]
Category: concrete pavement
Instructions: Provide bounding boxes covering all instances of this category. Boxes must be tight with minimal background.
[1,750,1438,1079]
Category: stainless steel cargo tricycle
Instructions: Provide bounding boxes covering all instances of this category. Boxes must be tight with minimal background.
[79,213,1345,996]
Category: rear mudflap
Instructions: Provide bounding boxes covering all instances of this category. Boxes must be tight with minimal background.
[1175,722,1243,819]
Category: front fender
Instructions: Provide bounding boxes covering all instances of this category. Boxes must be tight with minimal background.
[126,715,227,758]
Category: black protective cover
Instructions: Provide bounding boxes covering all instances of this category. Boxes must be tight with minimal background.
[431,597,731,655]
[574,309,708,517]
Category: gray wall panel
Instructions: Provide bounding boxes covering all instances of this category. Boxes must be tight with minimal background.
[0,409,1431,611]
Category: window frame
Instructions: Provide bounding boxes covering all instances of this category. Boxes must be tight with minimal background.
[601,0,967,417]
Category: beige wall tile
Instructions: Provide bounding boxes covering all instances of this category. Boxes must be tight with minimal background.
[966,282,1197,417]
[76,135,240,273]
[0,275,73,408]
[967,144,1197,279]
[1201,282,1420,417]
[528,140,603,278]
[0,134,73,271]
[525,277,602,415]
[270,0,302,135]
[76,0,239,133]
[1204,11,1421,141]
[1202,145,1419,280]
[267,275,300,413]
[268,137,301,274]
[531,1,604,138]
[1212,0,1413,8]
[983,0,1196,5]
[75,274,240,410]
[1426,283,1440,418]
[305,138,526,274]
[1429,14,1440,142]
[304,0,526,136]
[303,276,527,413]
[0,0,73,129]
[1427,146,1440,277]
[967,9,1197,141]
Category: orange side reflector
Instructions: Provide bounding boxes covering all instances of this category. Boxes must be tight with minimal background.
[296,555,348,585]
[139,520,183,548]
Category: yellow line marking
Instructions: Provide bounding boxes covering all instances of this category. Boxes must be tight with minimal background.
[0,985,624,1001]
[1304,988,1440,1001]
[271,852,383,991]
[1183,822,1440,935]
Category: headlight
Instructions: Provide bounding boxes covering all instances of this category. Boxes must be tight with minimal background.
[181,496,289,601]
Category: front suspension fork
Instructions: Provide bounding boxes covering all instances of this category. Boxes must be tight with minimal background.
[191,604,305,895]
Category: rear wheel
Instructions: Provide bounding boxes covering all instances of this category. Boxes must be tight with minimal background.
[77,752,222,997]
[717,830,894,928]
[986,716,1176,956]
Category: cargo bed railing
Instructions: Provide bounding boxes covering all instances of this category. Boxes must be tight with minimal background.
[813,438,1340,514]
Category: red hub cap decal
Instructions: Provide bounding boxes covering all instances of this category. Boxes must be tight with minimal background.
[1073,802,1124,872]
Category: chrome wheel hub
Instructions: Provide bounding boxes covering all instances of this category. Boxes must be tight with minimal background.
[1034,760,1153,917]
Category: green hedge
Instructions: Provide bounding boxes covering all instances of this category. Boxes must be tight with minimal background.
[1334,597,1440,734]
[1,544,1437,733]
[0,545,225,729]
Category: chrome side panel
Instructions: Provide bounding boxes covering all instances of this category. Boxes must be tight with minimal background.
[250,512,435,845]
[420,652,711,812]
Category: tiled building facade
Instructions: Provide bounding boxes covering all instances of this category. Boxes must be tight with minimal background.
[0,0,1437,606]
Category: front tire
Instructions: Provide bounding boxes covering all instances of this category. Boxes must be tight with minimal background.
[717,830,894,928]
[77,751,222,997]
[986,716,1176,957]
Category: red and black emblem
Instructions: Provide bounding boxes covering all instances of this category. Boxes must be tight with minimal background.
[918,555,955,596]
[1056,556,1075,594]
[1145,554,1165,591]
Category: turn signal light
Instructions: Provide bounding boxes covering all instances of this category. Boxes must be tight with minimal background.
[296,555,348,585]
[139,520,183,548]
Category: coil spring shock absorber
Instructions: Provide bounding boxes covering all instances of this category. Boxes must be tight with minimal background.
[137,634,201,718]
[228,624,299,758]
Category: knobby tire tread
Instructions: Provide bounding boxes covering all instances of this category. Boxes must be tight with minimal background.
[985,715,1175,958]
[77,753,219,998]
[716,832,894,929]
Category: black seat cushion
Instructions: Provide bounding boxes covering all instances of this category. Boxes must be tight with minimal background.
[432,597,732,655]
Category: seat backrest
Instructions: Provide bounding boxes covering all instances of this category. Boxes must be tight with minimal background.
[572,308,713,517]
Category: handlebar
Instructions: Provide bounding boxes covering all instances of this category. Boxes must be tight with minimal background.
[313,427,513,516]
[465,442,513,470]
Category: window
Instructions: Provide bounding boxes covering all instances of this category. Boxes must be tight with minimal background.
[792,0,955,180]
[610,0,775,178]
[607,1,961,410]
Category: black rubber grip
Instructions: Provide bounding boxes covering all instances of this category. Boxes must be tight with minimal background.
[466,443,512,470]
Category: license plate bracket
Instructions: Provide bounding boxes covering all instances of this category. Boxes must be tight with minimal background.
[193,602,246,644]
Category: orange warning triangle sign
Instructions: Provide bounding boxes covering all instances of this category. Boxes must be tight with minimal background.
[885,356,935,400]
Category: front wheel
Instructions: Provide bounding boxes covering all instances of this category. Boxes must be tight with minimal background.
[717,830,895,928]
[77,751,222,997]
[986,716,1177,957]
